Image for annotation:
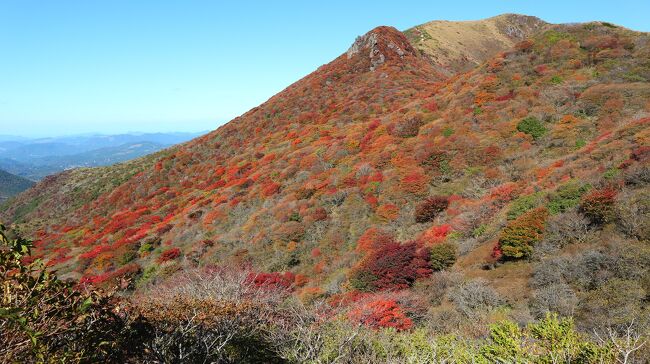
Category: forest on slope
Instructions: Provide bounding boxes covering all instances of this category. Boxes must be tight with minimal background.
[1,14,649,363]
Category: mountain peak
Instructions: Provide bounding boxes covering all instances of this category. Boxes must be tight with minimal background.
[346,26,419,71]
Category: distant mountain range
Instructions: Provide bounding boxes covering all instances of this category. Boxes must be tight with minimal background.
[0,132,205,180]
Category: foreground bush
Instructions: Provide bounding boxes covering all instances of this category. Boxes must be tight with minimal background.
[0,224,138,363]
[131,268,289,363]
[2,225,647,363]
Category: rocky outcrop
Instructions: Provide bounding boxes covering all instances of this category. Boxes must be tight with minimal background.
[346,26,419,72]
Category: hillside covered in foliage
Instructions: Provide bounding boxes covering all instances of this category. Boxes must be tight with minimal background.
[2,14,649,362]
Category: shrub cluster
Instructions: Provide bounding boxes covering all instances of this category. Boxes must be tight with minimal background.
[498,207,548,259]
[389,113,424,138]
[0,224,140,363]
[517,116,547,140]
[157,247,181,263]
[348,298,413,331]
[580,187,617,224]
[349,241,431,291]
[414,195,450,223]
[429,242,457,271]
[3,226,645,363]
[547,181,590,214]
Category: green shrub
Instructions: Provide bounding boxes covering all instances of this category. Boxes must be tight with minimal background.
[547,182,590,214]
[119,250,137,265]
[517,116,547,140]
[480,320,528,362]
[472,224,487,238]
[499,207,548,259]
[430,243,457,271]
[603,167,620,180]
[507,192,544,220]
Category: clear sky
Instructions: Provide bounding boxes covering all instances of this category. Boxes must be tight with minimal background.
[0,0,648,137]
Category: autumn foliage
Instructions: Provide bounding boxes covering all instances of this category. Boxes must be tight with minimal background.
[414,196,449,223]
[350,241,431,291]
[158,247,181,263]
[498,207,548,259]
[580,187,617,224]
[348,298,413,331]
[246,271,295,290]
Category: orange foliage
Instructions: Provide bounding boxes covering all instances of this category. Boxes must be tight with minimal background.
[348,299,413,331]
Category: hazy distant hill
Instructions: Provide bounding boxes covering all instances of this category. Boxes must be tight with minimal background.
[0,168,34,203]
[0,132,204,180]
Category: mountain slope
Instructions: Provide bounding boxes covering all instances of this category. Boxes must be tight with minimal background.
[2,17,649,333]
[0,169,35,203]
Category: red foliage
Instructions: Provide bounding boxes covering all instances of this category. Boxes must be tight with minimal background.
[368,119,381,131]
[490,182,519,206]
[356,228,395,253]
[79,244,111,260]
[415,195,449,223]
[79,263,140,286]
[419,224,452,245]
[376,203,400,221]
[401,171,428,195]
[348,299,413,331]
[423,99,438,112]
[580,187,617,224]
[246,271,295,290]
[495,90,515,102]
[312,207,328,221]
[491,242,503,260]
[364,194,378,207]
[158,247,181,263]
[261,182,281,197]
[351,241,431,291]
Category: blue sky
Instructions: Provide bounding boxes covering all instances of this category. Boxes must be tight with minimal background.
[0,1,648,137]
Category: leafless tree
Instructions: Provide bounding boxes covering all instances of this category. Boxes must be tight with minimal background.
[595,320,647,364]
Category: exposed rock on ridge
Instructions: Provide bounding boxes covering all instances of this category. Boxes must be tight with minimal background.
[346,26,420,72]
